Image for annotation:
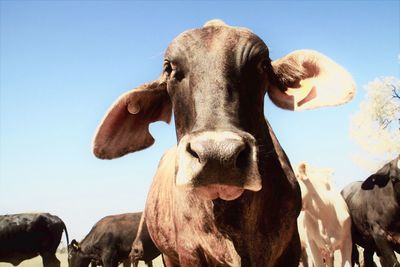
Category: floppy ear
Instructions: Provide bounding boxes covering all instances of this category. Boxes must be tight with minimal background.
[93,80,172,159]
[361,174,390,190]
[269,50,356,111]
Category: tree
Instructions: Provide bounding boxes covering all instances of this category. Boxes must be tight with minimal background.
[350,76,400,170]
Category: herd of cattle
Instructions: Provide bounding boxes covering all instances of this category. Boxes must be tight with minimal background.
[1,20,399,267]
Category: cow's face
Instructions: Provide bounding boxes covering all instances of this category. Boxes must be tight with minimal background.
[163,23,273,200]
[295,162,334,209]
[68,240,91,267]
[93,20,355,201]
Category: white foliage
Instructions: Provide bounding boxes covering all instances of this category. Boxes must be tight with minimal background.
[350,76,400,169]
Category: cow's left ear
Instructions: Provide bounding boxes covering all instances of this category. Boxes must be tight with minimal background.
[361,174,390,190]
[93,80,172,159]
[268,50,355,111]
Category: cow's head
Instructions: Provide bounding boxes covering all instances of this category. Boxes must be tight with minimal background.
[296,162,334,209]
[93,20,355,201]
[68,240,91,267]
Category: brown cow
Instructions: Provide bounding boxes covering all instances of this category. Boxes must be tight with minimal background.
[93,20,355,266]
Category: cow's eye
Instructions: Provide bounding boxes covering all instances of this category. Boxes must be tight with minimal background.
[260,59,270,72]
[164,61,173,75]
[164,61,184,81]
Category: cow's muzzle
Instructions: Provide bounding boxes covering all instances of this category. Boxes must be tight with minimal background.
[176,131,262,200]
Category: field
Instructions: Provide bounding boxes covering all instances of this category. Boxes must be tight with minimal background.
[0,251,398,266]
[0,253,164,267]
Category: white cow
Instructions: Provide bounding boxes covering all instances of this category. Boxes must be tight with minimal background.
[296,162,352,267]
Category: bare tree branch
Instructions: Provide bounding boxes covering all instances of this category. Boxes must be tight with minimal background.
[393,87,400,99]
[381,119,392,130]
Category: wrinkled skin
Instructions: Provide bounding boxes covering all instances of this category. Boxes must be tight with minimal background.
[146,145,301,266]
[93,20,355,266]
[341,156,400,267]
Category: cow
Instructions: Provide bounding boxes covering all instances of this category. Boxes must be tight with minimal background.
[296,162,352,267]
[341,156,400,267]
[68,212,160,267]
[0,212,69,267]
[92,20,355,266]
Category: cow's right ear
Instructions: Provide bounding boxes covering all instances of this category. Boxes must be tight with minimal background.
[93,80,172,159]
[361,174,390,190]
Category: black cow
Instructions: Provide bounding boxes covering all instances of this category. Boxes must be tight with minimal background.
[341,156,400,267]
[0,212,69,267]
[92,20,355,266]
[68,212,160,267]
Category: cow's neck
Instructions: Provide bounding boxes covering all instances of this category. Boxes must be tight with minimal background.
[211,120,301,265]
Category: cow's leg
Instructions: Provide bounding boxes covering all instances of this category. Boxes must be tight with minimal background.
[146,260,153,267]
[101,252,119,267]
[334,239,353,267]
[351,244,360,267]
[363,248,376,267]
[308,240,325,267]
[327,254,334,267]
[275,232,301,267]
[122,259,131,267]
[299,245,309,267]
[162,254,179,267]
[306,245,314,267]
[41,252,61,267]
[91,262,97,267]
[373,236,400,267]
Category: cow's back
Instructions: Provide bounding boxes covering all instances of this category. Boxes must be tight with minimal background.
[79,213,140,261]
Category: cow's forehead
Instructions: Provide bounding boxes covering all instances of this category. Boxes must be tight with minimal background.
[165,23,268,59]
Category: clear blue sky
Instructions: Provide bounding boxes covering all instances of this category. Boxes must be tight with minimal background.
[1,1,399,240]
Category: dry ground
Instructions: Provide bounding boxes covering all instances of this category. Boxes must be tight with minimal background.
[0,252,398,266]
[0,253,164,267]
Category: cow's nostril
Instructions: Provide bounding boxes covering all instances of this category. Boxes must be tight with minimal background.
[187,143,200,161]
[235,144,250,169]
